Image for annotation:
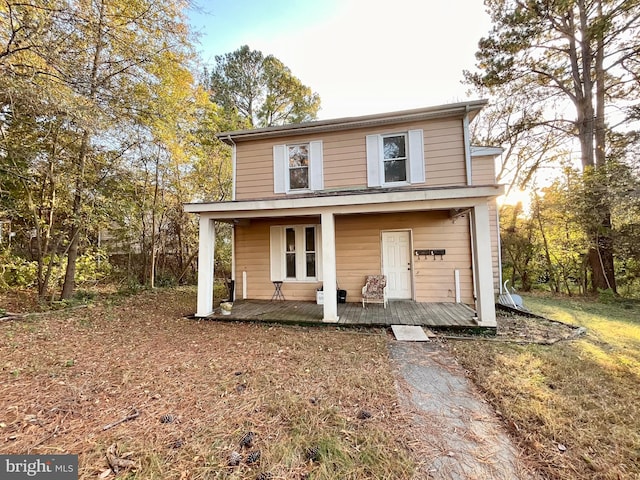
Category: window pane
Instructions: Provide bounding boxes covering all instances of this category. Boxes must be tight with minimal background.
[383,136,406,159]
[306,253,316,278]
[305,227,315,251]
[384,159,407,183]
[286,253,296,278]
[289,167,309,189]
[286,228,295,252]
[288,145,309,167]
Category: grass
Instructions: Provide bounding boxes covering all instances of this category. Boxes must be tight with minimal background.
[448,294,640,480]
[0,287,416,479]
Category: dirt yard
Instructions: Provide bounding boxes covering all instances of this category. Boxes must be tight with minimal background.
[1,288,419,479]
[1,287,584,479]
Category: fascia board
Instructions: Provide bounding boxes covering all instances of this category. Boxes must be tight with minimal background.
[184,185,505,218]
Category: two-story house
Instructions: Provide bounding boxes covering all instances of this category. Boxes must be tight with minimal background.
[184,100,504,327]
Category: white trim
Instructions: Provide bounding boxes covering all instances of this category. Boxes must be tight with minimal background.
[273,145,286,194]
[270,224,320,282]
[380,133,409,186]
[196,218,216,317]
[217,99,488,144]
[184,185,505,216]
[321,211,338,322]
[242,271,247,299]
[472,203,497,327]
[470,146,504,157]
[270,226,284,281]
[231,142,237,200]
[407,129,425,184]
[309,140,324,191]
[231,226,235,282]
[366,134,381,187]
[381,229,413,300]
[454,269,461,303]
[463,114,472,185]
[285,143,311,193]
[496,201,504,294]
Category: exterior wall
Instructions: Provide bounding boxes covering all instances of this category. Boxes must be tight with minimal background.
[336,211,474,304]
[234,217,322,302]
[234,210,474,304]
[472,155,501,292]
[234,118,466,200]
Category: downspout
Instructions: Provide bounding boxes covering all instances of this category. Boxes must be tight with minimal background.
[496,200,504,295]
[228,135,237,285]
[462,109,472,186]
[228,135,237,201]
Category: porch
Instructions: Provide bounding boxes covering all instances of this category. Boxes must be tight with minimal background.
[206,300,478,328]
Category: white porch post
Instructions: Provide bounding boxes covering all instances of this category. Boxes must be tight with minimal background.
[196,216,216,317]
[321,211,338,322]
[471,203,497,327]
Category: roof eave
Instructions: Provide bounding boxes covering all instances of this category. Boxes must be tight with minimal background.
[217,99,488,145]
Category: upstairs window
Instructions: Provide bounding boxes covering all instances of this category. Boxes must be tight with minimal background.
[366,129,425,187]
[288,144,309,190]
[382,134,407,183]
[273,141,323,193]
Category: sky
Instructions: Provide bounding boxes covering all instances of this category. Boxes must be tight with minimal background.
[188,0,493,120]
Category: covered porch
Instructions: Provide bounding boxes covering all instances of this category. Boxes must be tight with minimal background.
[185,185,503,328]
[203,299,478,328]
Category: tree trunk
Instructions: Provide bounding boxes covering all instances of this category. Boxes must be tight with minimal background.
[588,0,617,293]
[61,0,105,299]
[61,131,90,299]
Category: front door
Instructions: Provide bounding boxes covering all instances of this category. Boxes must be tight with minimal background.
[382,230,412,299]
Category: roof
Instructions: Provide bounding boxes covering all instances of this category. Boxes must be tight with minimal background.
[217,99,489,145]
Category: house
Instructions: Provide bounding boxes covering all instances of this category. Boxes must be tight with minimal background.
[184,100,504,327]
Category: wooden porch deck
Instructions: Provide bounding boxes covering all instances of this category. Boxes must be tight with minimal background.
[208,300,478,328]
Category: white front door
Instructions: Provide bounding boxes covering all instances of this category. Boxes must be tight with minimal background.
[382,230,412,299]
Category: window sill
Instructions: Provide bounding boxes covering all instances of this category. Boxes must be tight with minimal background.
[381,181,410,187]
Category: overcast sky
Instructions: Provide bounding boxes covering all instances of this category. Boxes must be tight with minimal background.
[188,0,492,120]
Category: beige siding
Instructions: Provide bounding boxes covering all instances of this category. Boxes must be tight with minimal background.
[234,118,467,200]
[234,211,474,304]
[234,217,322,301]
[472,155,501,291]
[471,155,497,185]
[336,211,474,304]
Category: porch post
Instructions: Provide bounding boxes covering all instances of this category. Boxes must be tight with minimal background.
[196,216,216,317]
[471,203,496,327]
[321,211,339,322]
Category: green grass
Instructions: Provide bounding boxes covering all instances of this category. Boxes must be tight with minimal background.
[448,294,640,480]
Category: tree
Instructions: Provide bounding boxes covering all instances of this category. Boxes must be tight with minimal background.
[467,0,640,293]
[210,45,321,128]
[1,0,198,298]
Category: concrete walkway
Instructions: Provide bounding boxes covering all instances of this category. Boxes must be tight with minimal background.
[389,341,536,480]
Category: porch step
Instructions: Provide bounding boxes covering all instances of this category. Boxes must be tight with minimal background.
[391,325,433,342]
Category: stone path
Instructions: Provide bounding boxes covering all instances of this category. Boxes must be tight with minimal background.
[389,341,536,480]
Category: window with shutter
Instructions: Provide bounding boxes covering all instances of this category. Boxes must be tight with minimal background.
[366,129,425,187]
[273,141,323,194]
[270,225,321,282]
